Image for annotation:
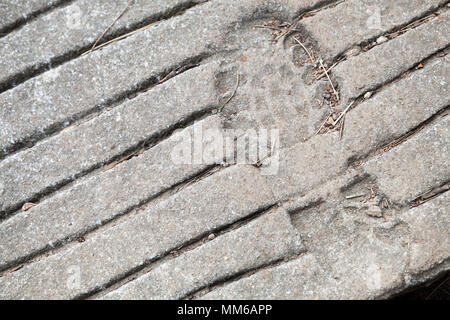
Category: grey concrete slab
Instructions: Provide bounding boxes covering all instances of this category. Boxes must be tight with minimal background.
[335,9,450,104]
[0,62,219,215]
[300,0,447,61]
[0,0,324,157]
[264,55,449,201]
[0,165,275,299]
[102,207,304,299]
[0,0,65,32]
[0,115,223,270]
[0,0,199,87]
[1,0,449,300]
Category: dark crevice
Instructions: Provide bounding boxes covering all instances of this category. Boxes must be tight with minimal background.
[410,180,450,208]
[0,0,75,39]
[347,105,449,168]
[76,203,279,300]
[393,271,450,300]
[294,0,345,22]
[0,0,208,93]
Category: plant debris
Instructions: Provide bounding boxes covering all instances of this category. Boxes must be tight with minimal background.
[22,202,36,211]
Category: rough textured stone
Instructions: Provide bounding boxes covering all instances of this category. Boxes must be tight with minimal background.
[401,193,450,276]
[102,207,304,300]
[0,165,275,299]
[0,115,223,270]
[201,229,408,300]
[0,0,448,300]
[0,0,323,156]
[0,63,219,215]
[202,177,449,300]
[0,0,63,32]
[335,9,450,103]
[300,0,447,61]
[363,114,450,205]
[263,56,449,200]
[0,0,199,87]
[217,42,331,149]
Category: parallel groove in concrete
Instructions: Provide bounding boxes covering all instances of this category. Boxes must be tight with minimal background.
[0,0,209,93]
[82,201,279,300]
[335,9,450,105]
[0,115,225,272]
[0,0,344,94]
[0,28,446,290]
[328,1,449,66]
[0,164,221,274]
[0,0,448,300]
[0,165,276,299]
[0,0,344,161]
[2,0,431,160]
[0,62,217,217]
[0,0,74,37]
[336,46,449,116]
[354,105,450,169]
[362,115,450,205]
[262,54,449,201]
[99,207,304,300]
[196,114,450,299]
[2,60,446,298]
[0,53,209,162]
[299,0,448,62]
[201,117,450,299]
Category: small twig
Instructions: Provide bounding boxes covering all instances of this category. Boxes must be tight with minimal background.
[274,22,303,42]
[87,0,133,55]
[315,111,332,134]
[333,101,354,127]
[254,25,283,31]
[219,72,240,112]
[346,194,366,200]
[293,37,315,64]
[319,58,339,101]
[339,113,346,139]
[82,21,158,56]
[304,0,345,17]
[316,61,339,80]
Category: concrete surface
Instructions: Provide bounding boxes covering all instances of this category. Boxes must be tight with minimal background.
[0,0,448,300]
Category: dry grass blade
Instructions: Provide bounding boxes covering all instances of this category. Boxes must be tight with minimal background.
[82,21,158,56]
[293,37,315,64]
[316,61,338,80]
[86,0,133,55]
[315,111,332,134]
[319,58,339,101]
[333,101,354,127]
